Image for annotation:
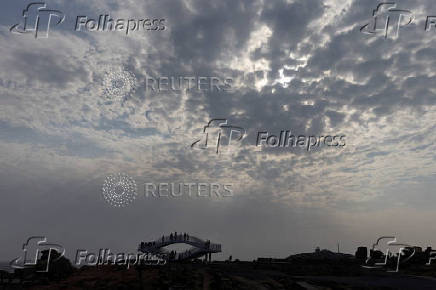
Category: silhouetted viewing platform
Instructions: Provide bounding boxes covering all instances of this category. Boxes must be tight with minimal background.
[139,232,221,262]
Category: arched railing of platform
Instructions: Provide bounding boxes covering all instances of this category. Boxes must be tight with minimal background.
[138,233,221,261]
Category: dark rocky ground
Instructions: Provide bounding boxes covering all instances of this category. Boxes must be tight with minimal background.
[2,251,436,289]
[1,261,436,289]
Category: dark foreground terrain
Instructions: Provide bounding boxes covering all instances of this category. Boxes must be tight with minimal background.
[3,250,436,289]
[2,260,436,290]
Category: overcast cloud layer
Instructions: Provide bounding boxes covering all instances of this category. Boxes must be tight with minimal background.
[0,0,435,261]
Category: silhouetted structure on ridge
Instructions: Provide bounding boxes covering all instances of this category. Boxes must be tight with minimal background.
[139,233,221,262]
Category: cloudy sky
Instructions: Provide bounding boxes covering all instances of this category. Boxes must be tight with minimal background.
[0,0,435,261]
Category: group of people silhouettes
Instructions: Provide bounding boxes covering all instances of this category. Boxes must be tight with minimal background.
[139,233,218,262]
[141,232,192,249]
[165,232,190,242]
